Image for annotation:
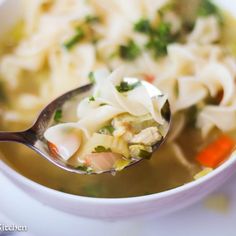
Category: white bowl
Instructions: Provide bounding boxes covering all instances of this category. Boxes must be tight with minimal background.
[1,151,236,219]
[1,0,236,220]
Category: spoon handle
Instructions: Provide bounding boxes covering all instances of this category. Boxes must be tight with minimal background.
[0,131,27,143]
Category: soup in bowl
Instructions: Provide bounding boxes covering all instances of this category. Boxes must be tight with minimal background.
[1,0,236,219]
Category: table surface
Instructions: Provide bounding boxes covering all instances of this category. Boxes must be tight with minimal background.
[1,170,236,236]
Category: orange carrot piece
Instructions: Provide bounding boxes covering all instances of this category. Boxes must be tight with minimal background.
[143,74,155,84]
[48,142,59,158]
[196,135,235,168]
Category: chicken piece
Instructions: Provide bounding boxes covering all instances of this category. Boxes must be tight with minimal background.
[130,127,162,146]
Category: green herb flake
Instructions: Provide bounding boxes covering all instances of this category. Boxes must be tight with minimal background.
[155,22,171,38]
[54,109,62,123]
[129,144,153,159]
[119,40,141,61]
[77,165,93,173]
[139,149,152,159]
[198,0,223,24]
[85,15,100,24]
[134,19,152,34]
[198,0,219,17]
[63,27,84,50]
[98,125,115,135]
[89,96,95,101]
[93,145,112,153]
[146,22,173,57]
[116,81,141,93]
[99,103,107,106]
[88,71,95,84]
[146,38,168,57]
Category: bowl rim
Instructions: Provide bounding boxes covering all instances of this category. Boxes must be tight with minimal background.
[1,150,236,205]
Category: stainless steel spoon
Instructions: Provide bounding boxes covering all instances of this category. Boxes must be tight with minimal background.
[0,79,171,174]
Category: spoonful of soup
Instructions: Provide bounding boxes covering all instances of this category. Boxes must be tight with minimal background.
[0,68,171,174]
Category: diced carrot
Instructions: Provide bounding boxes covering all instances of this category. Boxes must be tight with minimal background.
[143,74,155,84]
[48,142,59,158]
[196,135,235,168]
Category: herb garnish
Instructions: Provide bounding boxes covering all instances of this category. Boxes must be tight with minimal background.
[54,109,62,123]
[88,71,95,84]
[93,146,112,153]
[85,15,100,24]
[63,27,85,50]
[89,96,95,101]
[119,40,141,61]
[139,149,152,159]
[77,165,93,173]
[99,103,107,106]
[134,14,174,57]
[146,22,173,57]
[197,0,222,23]
[98,125,115,135]
[116,81,141,93]
[134,19,152,34]
[198,0,219,17]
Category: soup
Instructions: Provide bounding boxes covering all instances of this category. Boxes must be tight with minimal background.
[0,0,236,198]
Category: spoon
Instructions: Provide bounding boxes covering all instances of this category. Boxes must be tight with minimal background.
[0,79,171,174]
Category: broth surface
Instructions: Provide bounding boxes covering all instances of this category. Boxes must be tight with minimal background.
[0,125,204,198]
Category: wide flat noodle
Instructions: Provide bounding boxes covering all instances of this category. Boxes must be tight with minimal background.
[93,67,167,124]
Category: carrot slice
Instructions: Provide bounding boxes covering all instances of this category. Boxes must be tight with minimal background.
[143,74,155,84]
[196,135,235,168]
[48,142,59,158]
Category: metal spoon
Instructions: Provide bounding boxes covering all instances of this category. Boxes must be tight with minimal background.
[0,79,171,174]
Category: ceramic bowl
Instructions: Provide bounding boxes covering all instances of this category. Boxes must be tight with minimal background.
[0,0,236,220]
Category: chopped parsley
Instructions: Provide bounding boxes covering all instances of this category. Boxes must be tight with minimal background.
[116,81,141,93]
[119,40,141,61]
[198,0,219,17]
[88,71,95,84]
[89,96,95,101]
[93,146,112,153]
[134,19,152,34]
[198,0,223,23]
[99,103,107,106]
[77,165,93,173]
[54,109,62,123]
[98,125,115,135]
[63,27,84,50]
[134,15,174,58]
[139,149,152,159]
[146,22,173,57]
[85,15,100,24]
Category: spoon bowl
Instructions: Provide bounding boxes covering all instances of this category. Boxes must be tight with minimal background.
[0,80,171,174]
